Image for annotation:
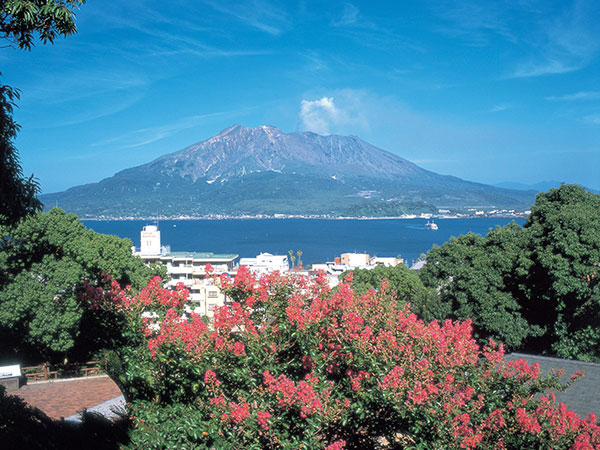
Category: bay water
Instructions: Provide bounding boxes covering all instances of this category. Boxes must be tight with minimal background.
[82,218,525,267]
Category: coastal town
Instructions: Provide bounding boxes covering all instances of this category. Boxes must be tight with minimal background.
[88,208,531,221]
[134,225,407,317]
[3,1,600,448]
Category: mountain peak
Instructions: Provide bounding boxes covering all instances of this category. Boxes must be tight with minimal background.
[40,125,536,217]
[171,124,424,181]
[215,124,247,137]
[258,125,279,132]
[211,124,284,142]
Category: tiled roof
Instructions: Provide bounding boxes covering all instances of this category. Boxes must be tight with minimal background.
[12,376,122,420]
[507,353,600,418]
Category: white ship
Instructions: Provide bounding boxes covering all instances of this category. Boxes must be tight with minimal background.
[425,220,439,230]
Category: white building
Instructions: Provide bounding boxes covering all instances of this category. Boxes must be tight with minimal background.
[340,252,370,269]
[186,284,226,317]
[133,225,238,317]
[369,256,403,267]
[311,253,405,288]
[238,252,289,275]
[140,225,162,255]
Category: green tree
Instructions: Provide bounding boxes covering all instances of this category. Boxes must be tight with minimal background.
[0,208,161,363]
[523,184,600,361]
[0,0,85,225]
[1,0,85,50]
[419,224,542,349]
[420,185,600,360]
[341,264,445,322]
[0,83,41,225]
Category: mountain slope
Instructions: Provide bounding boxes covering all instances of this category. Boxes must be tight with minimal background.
[41,125,535,217]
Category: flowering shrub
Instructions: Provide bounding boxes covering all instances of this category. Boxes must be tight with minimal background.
[102,267,600,449]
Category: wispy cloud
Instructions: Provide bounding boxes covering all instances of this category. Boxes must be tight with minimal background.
[490,103,512,112]
[431,1,600,78]
[22,70,150,105]
[510,59,581,78]
[63,111,231,160]
[111,18,272,60]
[80,3,273,64]
[331,3,377,29]
[331,3,361,27]
[16,68,151,128]
[545,91,600,101]
[430,1,518,46]
[298,51,330,73]
[200,0,289,35]
[51,93,147,128]
[94,112,230,149]
[583,114,600,125]
[412,158,454,165]
[328,3,423,53]
[509,1,600,78]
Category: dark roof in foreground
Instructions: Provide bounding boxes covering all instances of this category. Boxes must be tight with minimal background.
[507,353,600,418]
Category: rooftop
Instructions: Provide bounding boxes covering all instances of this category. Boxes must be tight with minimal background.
[166,251,238,261]
[11,376,122,420]
[507,353,600,418]
[138,251,239,261]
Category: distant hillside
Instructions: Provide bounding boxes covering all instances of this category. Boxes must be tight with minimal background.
[495,181,599,194]
[494,181,561,192]
[41,125,535,217]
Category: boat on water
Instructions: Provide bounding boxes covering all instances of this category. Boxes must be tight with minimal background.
[425,220,439,230]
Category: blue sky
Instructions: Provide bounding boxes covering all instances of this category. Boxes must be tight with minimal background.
[2,0,599,193]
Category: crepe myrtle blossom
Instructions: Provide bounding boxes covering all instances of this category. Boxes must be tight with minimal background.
[96,269,600,450]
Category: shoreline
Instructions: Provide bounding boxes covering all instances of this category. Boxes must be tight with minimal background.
[80,214,528,221]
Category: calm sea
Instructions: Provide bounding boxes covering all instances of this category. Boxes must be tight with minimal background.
[82,218,525,266]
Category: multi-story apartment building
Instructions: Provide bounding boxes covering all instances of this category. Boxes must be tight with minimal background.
[133,225,238,317]
[238,252,289,275]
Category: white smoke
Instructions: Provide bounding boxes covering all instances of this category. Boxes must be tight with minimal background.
[299,97,344,135]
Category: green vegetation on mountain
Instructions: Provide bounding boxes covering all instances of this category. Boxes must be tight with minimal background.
[419,184,600,361]
[41,125,535,218]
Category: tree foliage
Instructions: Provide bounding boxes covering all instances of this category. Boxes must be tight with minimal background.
[420,184,600,361]
[0,0,85,50]
[0,208,161,362]
[87,269,600,449]
[524,184,600,360]
[341,264,446,322]
[0,82,41,225]
[419,225,541,349]
[0,0,85,225]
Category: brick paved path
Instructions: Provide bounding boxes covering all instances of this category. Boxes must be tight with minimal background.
[11,375,123,420]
